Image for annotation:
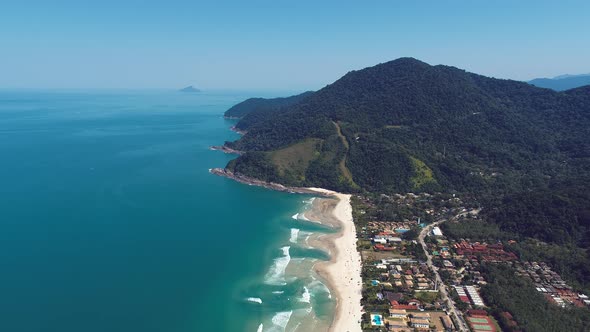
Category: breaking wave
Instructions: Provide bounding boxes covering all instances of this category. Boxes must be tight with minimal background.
[289,228,300,243]
[269,310,293,331]
[299,286,311,303]
[264,246,291,285]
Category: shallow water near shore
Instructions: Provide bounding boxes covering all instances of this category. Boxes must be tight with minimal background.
[239,197,337,332]
[0,89,335,332]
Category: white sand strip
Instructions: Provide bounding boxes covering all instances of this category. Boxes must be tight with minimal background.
[306,188,363,332]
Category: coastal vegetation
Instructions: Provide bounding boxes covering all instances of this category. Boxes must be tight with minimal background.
[482,182,590,249]
[219,57,590,329]
[224,58,590,196]
[480,264,590,332]
[443,183,590,295]
[226,121,356,192]
[224,91,314,119]
[409,157,436,191]
[269,138,322,182]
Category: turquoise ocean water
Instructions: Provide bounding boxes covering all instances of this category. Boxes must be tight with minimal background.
[0,90,334,332]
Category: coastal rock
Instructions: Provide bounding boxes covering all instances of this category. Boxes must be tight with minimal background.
[209,168,330,196]
[209,145,244,155]
[230,126,247,135]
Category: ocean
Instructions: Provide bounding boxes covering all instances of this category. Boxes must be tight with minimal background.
[0,90,334,332]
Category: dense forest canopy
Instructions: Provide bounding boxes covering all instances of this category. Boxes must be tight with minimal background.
[223,91,314,120]
[480,264,590,332]
[224,57,590,195]
[220,58,590,297]
[217,58,590,327]
[483,182,590,247]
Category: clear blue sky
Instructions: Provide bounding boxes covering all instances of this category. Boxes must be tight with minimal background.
[1,0,589,90]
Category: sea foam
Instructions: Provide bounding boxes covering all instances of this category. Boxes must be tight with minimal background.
[246,297,263,304]
[309,278,332,299]
[299,286,311,303]
[264,246,291,285]
[257,323,263,332]
[289,228,300,243]
[292,212,310,221]
[303,197,316,205]
[270,310,293,331]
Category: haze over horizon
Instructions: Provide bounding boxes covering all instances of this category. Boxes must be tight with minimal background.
[1,0,589,90]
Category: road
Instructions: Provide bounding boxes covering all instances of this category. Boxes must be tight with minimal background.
[418,219,469,331]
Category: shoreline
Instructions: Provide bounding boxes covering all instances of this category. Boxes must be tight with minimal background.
[305,188,363,332]
[210,169,362,331]
[209,168,332,196]
[209,145,244,155]
[229,125,247,135]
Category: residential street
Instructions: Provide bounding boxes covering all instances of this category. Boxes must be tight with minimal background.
[419,219,469,331]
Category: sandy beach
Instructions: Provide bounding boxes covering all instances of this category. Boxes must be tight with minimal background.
[306,188,363,332]
[210,167,363,331]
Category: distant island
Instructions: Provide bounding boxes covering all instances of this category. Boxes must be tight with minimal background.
[179,85,201,93]
[528,73,590,91]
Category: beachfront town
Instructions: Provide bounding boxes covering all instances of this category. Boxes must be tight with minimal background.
[350,192,590,332]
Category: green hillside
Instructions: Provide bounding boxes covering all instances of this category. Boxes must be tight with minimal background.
[221,57,590,292]
[223,91,313,120]
[225,58,590,194]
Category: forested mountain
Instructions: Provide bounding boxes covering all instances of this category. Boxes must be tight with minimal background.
[529,74,590,91]
[221,57,590,298]
[484,182,590,247]
[223,91,314,119]
[224,58,590,194]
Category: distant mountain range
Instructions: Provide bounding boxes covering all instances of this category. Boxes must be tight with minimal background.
[179,86,201,93]
[528,74,590,91]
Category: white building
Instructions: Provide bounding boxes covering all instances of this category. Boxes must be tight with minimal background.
[432,226,443,237]
[389,309,407,318]
[465,285,485,306]
[411,318,430,328]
